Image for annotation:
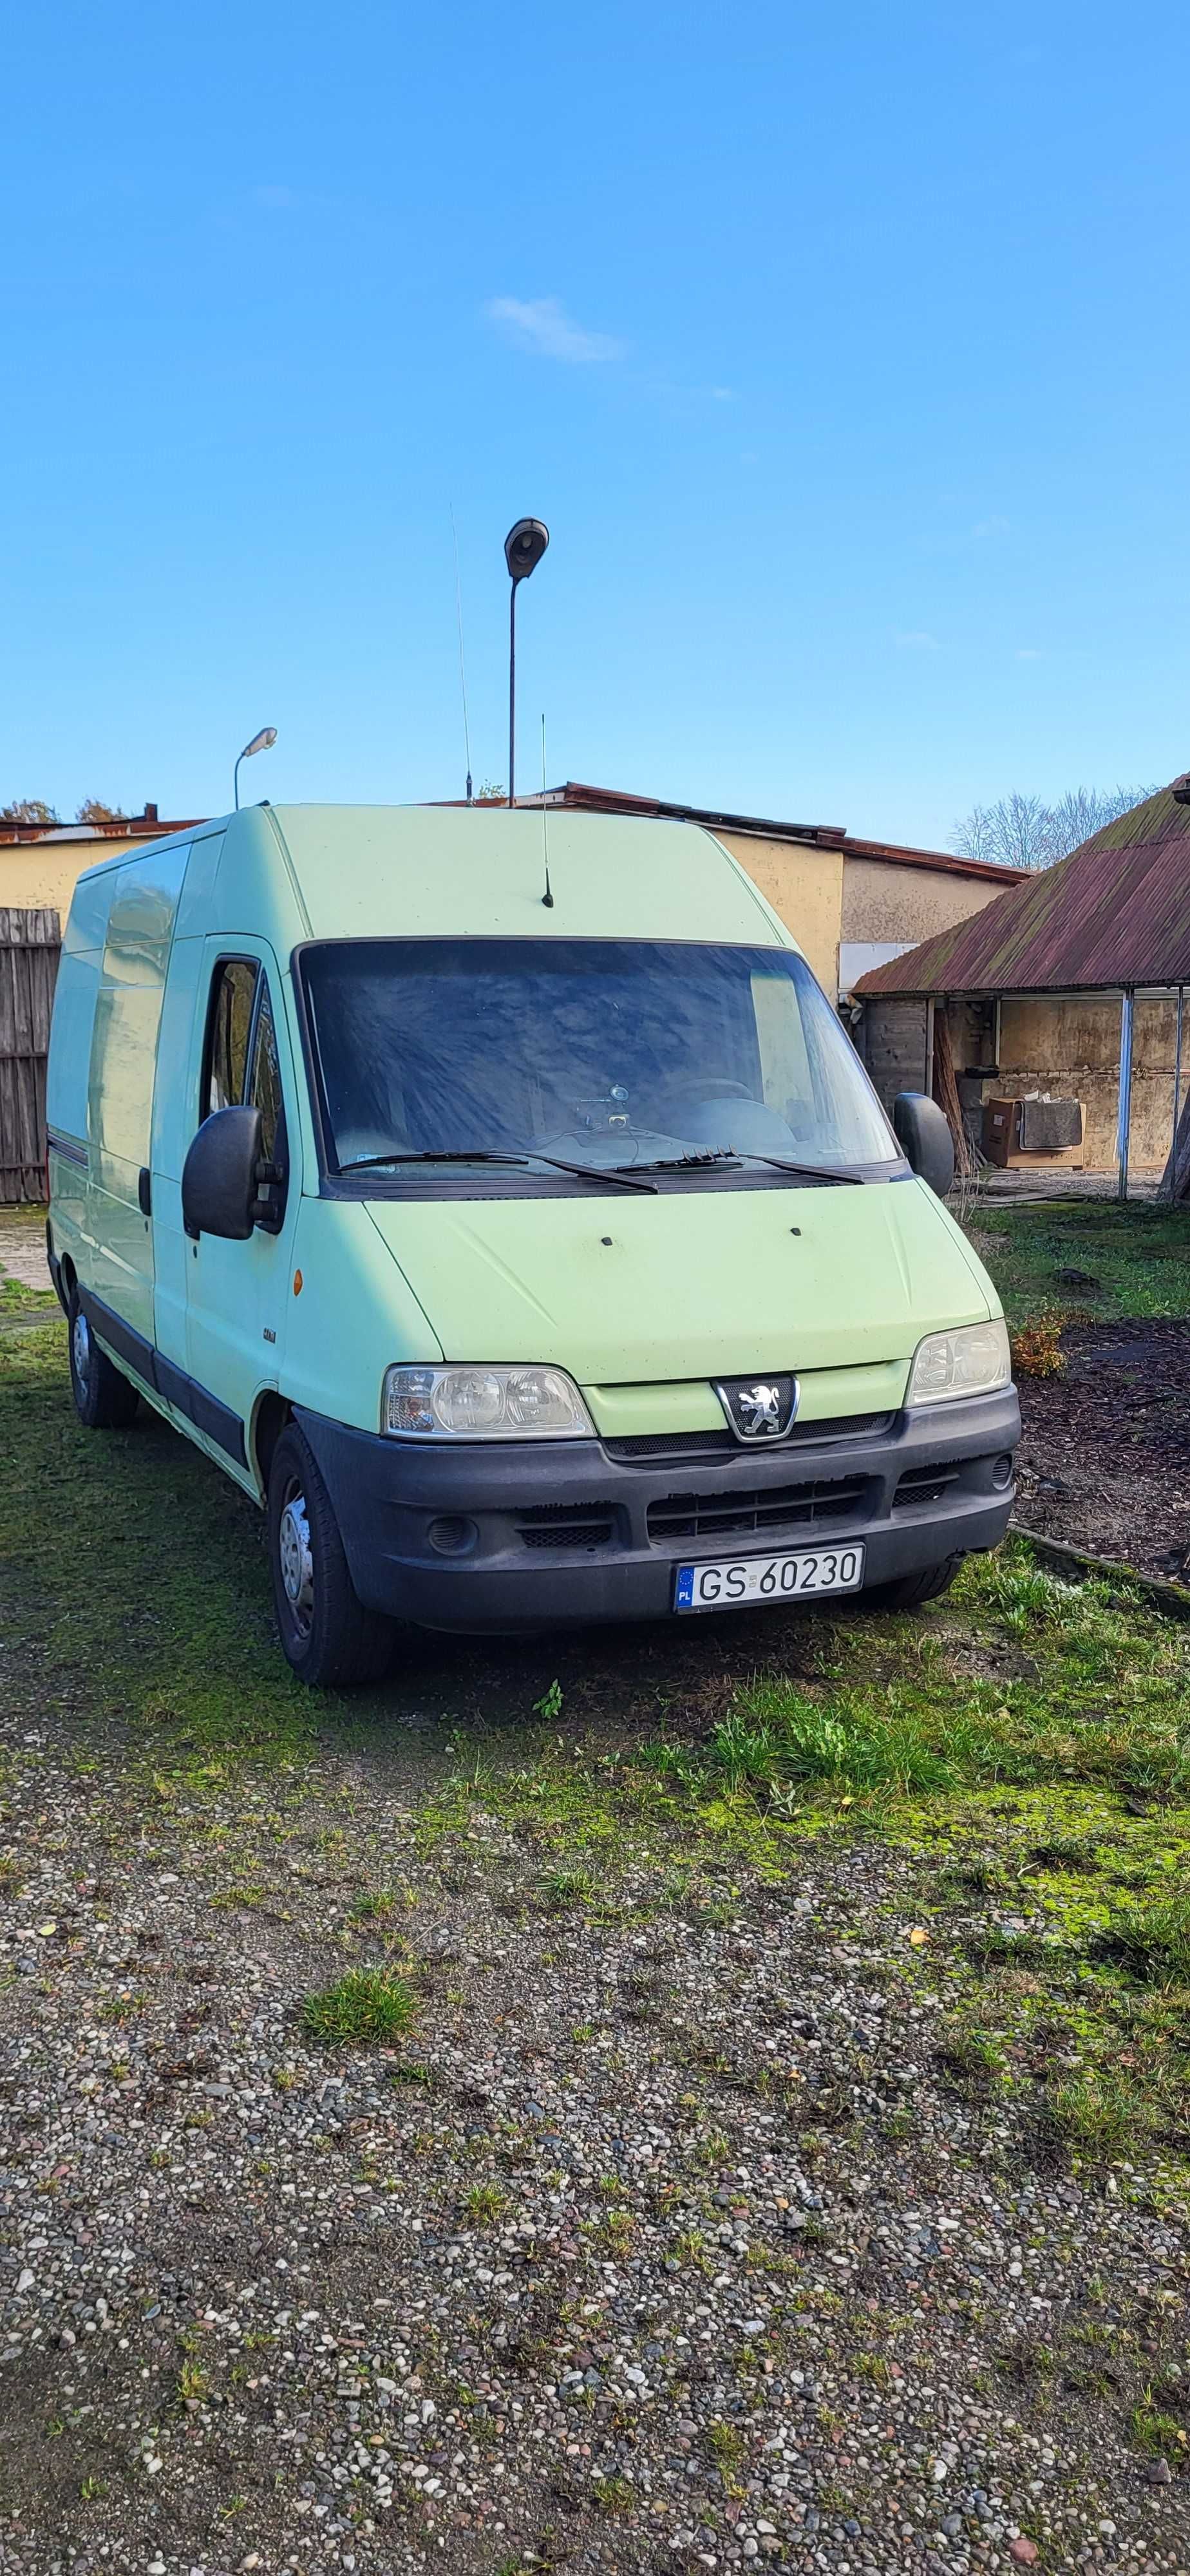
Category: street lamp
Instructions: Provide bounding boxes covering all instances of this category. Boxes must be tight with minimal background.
[234,726,278,811]
[504,520,549,806]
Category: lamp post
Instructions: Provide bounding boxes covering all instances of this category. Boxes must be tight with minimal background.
[504,520,549,806]
[234,726,278,811]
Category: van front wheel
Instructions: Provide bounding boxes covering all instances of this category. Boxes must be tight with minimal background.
[68,1292,139,1430]
[268,1425,395,1689]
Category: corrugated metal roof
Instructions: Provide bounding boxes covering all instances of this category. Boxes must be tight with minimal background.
[854,782,1190,997]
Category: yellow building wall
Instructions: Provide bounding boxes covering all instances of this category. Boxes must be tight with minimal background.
[717,831,845,996]
[842,857,1007,945]
[0,833,146,919]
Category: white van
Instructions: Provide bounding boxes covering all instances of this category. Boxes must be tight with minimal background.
[45,804,1017,1685]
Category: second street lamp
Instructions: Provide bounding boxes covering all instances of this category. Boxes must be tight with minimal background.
[504,519,549,806]
[234,726,278,811]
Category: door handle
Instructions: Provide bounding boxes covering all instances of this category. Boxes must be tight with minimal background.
[138,1168,152,1217]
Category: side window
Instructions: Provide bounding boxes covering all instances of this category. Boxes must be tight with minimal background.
[205,960,258,1117]
[248,980,285,1168]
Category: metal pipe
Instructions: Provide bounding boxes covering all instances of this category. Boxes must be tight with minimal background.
[1171,985,1185,1202]
[1117,990,1134,1201]
[508,581,516,808]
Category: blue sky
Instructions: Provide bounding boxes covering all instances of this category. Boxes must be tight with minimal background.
[3,1,1188,848]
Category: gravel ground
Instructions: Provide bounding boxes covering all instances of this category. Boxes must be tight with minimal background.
[3,1698,1189,2576]
[0,1222,50,1296]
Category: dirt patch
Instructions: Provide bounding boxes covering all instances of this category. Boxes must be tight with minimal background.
[1015,1318,1190,1578]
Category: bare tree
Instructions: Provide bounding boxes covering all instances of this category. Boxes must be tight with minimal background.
[951,782,1159,871]
[1039,784,1157,862]
[950,803,999,865]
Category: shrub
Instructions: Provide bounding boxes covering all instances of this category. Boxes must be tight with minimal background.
[1011,1312,1066,1378]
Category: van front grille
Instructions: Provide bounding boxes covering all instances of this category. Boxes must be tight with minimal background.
[893,1463,961,1511]
[647,1475,871,1546]
[516,1502,618,1551]
[605,1411,893,1466]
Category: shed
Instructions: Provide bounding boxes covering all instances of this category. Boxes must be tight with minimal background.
[853,779,1190,1193]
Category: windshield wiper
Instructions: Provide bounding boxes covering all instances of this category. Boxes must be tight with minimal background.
[625,1148,863,1186]
[743,1155,864,1185]
[335,1148,657,1193]
[625,1150,742,1173]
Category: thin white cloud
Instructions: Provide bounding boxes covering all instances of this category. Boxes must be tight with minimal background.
[710,385,736,401]
[254,184,298,209]
[1015,647,1043,661]
[894,630,940,652]
[485,296,627,363]
[972,514,1010,538]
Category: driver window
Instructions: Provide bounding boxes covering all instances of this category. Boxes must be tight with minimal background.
[247,980,285,1166]
[205,959,258,1119]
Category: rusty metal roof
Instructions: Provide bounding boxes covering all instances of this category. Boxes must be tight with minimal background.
[854,782,1190,997]
[0,805,202,847]
[516,782,1021,884]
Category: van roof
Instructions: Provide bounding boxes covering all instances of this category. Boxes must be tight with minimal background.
[77,803,797,955]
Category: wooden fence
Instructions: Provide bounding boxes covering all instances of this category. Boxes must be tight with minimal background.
[0,909,61,1202]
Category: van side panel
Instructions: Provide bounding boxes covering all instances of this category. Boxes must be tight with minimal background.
[45,950,101,1249]
[86,846,189,1341]
[174,828,226,943]
[151,933,207,1384]
[46,868,118,1275]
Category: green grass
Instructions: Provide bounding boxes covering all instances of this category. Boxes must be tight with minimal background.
[1131,2403,1188,2463]
[462,2181,508,2224]
[301,1968,415,2045]
[1093,1889,1190,1985]
[968,1200,1190,1328]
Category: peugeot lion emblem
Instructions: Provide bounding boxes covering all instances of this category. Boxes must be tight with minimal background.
[713,1373,799,1443]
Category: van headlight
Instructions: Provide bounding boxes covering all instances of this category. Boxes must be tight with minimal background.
[382,1363,596,1439]
[905,1318,1012,1406]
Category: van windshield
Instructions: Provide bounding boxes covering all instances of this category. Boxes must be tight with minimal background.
[299,938,900,1184]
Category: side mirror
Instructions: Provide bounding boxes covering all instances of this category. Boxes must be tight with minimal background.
[183,1104,264,1240]
[893,1092,956,1198]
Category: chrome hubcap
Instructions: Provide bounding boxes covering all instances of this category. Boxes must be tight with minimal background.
[72,1310,91,1392]
[279,1488,314,1631]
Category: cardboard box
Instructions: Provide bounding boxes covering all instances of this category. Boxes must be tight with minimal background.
[983,1096,1086,1169]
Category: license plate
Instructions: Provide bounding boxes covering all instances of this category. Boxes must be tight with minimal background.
[674,1544,865,1612]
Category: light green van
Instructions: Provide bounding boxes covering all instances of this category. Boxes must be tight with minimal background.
[45,803,1017,1685]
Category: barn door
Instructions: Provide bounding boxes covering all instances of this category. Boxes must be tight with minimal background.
[0,908,61,1203]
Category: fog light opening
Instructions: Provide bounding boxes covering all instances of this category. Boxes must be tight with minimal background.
[992,1454,1015,1490]
[426,1514,478,1556]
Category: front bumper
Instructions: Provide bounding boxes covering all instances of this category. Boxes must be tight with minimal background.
[296,1386,1020,1633]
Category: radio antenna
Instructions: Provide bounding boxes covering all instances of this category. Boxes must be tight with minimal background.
[449,503,473,804]
[540,711,553,907]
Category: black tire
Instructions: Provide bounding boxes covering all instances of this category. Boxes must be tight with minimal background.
[267,1423,395,1688]
[863,1555,963,1613]
[67,1289,140,1430]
